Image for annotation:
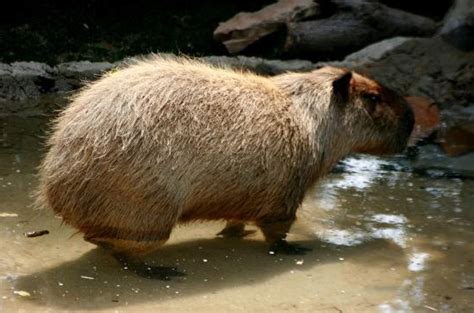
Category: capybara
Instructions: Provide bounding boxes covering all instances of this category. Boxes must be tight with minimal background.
[36,56,414,278]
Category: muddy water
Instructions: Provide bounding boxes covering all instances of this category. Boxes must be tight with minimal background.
[0,116,473,313]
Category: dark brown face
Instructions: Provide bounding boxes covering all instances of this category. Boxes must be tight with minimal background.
[334,71,415,155]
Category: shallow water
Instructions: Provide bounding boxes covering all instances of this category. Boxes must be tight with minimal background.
[0,116,473,313]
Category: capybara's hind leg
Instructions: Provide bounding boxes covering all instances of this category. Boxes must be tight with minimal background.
[217,221,256,238]
[257,216,311,255]
[85,235,185,280]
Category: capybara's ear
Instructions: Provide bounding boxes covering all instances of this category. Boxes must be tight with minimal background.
[332,71,352,103]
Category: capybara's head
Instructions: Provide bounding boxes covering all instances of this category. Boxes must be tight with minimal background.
[317,67,414,155]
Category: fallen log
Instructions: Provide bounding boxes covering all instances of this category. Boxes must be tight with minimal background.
[285,0,438,59]
[286,13,378,58]
[214,0,320,54]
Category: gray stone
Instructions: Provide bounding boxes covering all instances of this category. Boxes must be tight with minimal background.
[412,144,474,176]
[56,61,114,79]
[55,61,115,91]
[343,37,412,63]
[10,61,56,76]
[0,60,115,113]
[439,0,474,51]
[0,62,56,107]
[323,37,474,109]
[0,55,316,114]
[201,55,314,75]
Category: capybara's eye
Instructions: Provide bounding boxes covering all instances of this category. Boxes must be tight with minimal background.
[363,93,381,104]
[362,93,382,114]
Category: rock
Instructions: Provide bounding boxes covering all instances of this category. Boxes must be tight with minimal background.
[439,125,474,156]
[325,37,474,109]
[57,61,114,79]
[436,105,474,157]
[440,103,474,127]
[439,0,474,51]
[0,62,58,113]
[56,61,115,90]
[411,143,474,177]
[201,55,314,75]
[342,37,411,63]
[406,96,440,146]
[214,0,320,54]
[0,62,56,102]
[0,55,316,115]
[0,61,115,114]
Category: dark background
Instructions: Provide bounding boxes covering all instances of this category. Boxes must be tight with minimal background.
[0,0,453,65]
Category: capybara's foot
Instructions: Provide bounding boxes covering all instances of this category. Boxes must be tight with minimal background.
[268,239,311,255]
[217,222,256,238]
[114,253,185,280]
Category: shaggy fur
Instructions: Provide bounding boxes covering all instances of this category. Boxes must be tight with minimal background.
[36,56,413,256]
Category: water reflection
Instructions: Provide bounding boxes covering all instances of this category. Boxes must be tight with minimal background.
[326,156,402,191]
[308,151,473,312]
[407,252,429,272]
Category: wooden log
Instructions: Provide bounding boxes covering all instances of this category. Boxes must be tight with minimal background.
[285,0,438,59]
[285,13,378,58]
[214,0,320,54]
[345,0,438,35]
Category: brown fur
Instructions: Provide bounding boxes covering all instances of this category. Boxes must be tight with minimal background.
[36,56,413,257]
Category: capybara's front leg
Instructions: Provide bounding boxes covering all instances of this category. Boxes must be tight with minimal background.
[257,216,311,255]
[217,221,256,238]
[85,234,185,280]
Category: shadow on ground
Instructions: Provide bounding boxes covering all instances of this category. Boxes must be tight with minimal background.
[13,237,404,310]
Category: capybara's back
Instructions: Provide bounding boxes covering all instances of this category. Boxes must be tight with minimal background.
[37,56,413,259]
